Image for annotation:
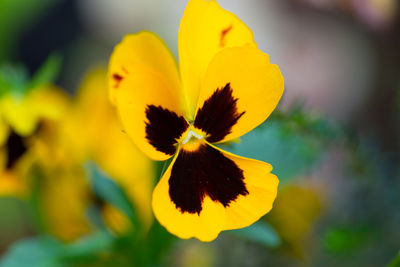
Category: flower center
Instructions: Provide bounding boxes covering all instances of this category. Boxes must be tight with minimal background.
[179,126,205,152]
[182,129,203,144]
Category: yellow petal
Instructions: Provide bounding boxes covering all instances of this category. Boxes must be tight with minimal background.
[267,185,322,246]
[0,148,5,172]
[40,167,92,241]
[196,47,284,142]
[29,85,69,122]
[108,32,180,106]
[0,87,68,137]
[112,66,186,161]
[152,144,278,242]
[0,117,10,146]
[0,94,39,136]
[102,204,132,235]
[0,171,25,197]
[109,32,185,161]
[178,0,256,118]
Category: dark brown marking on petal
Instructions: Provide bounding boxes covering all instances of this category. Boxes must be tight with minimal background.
[220,24,233,47]
[194,83,245,143]
[169,143,248,215]
[145,105,189,155]
[5,131,27,169]
[112,73,123,88]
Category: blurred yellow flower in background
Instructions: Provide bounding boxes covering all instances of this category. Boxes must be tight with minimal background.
[266,185,323,257]
[72,69,154,231]
[0,84,68,197]
[30,69,154,241]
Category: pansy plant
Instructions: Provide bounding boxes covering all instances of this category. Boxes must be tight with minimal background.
[108,0,284,241]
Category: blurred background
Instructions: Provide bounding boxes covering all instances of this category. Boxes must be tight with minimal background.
[0,0,399,266]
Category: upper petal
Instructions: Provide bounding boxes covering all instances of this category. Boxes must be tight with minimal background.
[195,47,284,142]
[109,32,181,106]
[108,32,187,161]
[178,0,256,119]
[152,143,279,241]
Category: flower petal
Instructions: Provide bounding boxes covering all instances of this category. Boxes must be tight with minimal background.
[108,31,181,106]
[0,86,68,137]
[195,47,284,143]
[0,171,25,197]
[41,168,92,241]
[0,117,9,147]
[178,0,256,119]
[152,143,278,241]
[108,32,187,161]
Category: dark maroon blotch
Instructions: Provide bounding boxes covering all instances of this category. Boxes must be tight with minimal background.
[145,105,189,155]
[169,144,248,214]
[194,83,245,143]
[112,73,123,88]
[5,131,27,169]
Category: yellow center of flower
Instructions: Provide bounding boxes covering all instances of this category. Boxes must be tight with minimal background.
[179,126,206,152]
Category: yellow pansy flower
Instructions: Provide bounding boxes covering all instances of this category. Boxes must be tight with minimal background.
[108,0,284,241]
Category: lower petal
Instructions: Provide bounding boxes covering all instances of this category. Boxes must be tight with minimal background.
[152,144,278,241]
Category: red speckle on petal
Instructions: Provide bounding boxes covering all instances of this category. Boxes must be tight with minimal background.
[220,24,233,47]
[121,67,129,74]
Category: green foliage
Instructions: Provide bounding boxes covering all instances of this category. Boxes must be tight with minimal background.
[323,225,369,253]
[86,162,140,232]
[0,0,56,61]
[0,64,29,97]
[223,106,340,182]
[0,54,62,97]
[0,198,33,248]
[230,221,281,248]
[0,236,64,267]
[29,53,63,90]
[0,233,114,267]
[388,251,400,267]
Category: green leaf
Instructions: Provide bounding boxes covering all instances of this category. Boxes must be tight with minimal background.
[29,53,62,90]
[231,221,281,248]
[60,232,114,264]
[323,225,369,253]
[221,107,340,182]
[388,251,400,267]
[0,236,65,267]
[222,121,322,182]
[0,64,29,97]
[0,233,115,267]
[0,53,62,97]
[85,162,140,231]
[0,0,56,61]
